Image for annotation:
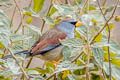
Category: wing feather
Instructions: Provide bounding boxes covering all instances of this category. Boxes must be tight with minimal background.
[30,27,67,54]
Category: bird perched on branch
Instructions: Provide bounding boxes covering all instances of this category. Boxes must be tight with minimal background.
[3,19,82,62]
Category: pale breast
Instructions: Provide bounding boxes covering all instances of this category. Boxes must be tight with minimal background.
[34,46,64,61]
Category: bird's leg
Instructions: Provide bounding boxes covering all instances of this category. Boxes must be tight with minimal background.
[53,61,60,67]
[42,61,46,69]
[53,59,62,68]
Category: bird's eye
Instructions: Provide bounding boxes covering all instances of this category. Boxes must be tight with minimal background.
[70,22,77,25]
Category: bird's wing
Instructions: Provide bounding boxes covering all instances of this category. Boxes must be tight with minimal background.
[30,27,67,54]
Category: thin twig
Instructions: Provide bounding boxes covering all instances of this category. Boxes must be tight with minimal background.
[41,0,53,32]
[85,0,90,79]
[101,68,107,80]
[10,6,16,28]
[86,27,90,80]
[71,51,83,62]
[46,73,56,80]
[41,20,46,33]
[26,56,33,68]
[28,0,32,8]
[102,0,107,6]
[13,0,24,49]
[8,49,29,80]
[96,0,112,79]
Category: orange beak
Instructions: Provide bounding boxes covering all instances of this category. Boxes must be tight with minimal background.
[75,21,84,27]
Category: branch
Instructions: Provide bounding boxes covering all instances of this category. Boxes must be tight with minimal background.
[8,49,29,80]
[72,0,119,64]
[91,0,119,45]
[102,0,107,6]
[95,0,119,80]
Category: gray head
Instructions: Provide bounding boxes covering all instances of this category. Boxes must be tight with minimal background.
[57,19,78,38]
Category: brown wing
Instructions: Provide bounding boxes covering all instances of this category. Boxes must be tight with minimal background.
[30,27,67,53]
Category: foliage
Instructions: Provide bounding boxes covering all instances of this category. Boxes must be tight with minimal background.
[0,0,120,80]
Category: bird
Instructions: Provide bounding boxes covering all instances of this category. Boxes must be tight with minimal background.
[3,19,83,63]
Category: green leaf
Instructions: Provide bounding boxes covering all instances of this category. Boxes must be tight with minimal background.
[111,58,120,68]
[43,17,54,25]
[105,23,115,32]
[104,6,114,15]
[92,48,104,67]
[26,24,41,35]
[76,26,86,38]
[76,0,83,4]
[49,7,57,16]
[0,33,11,48]
[76,26,92,40]
[47,61,93,80]
[0,9,11,28]
[102,36,120,55]
[62,46,72,60]
[55,61,93,72]
[104,52,120,68]
[26,17,32,24]
[33,0,45,12]
[5,58,21,75]
[62,46,82,60]
[10,34,27,42]
[30,76,45,80]
[88,4,97,10]
[0,9,11,48]
[61,38,83,47]
[26,68,48,74]
[94,33,102,42]
[45,61,55,72]
[0,75,11,80]
[0,0,10,5]
[115,16,120,22]
[23,8,40,17]
[104,62,120,80]
[54,5,73,16]
[67,74,75,80]
[27,70,39,75]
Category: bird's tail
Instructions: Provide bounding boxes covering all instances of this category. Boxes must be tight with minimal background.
[2,50,30,59]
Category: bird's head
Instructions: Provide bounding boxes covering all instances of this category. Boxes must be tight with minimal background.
[57,19,83,38]
[58,19,83,31]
